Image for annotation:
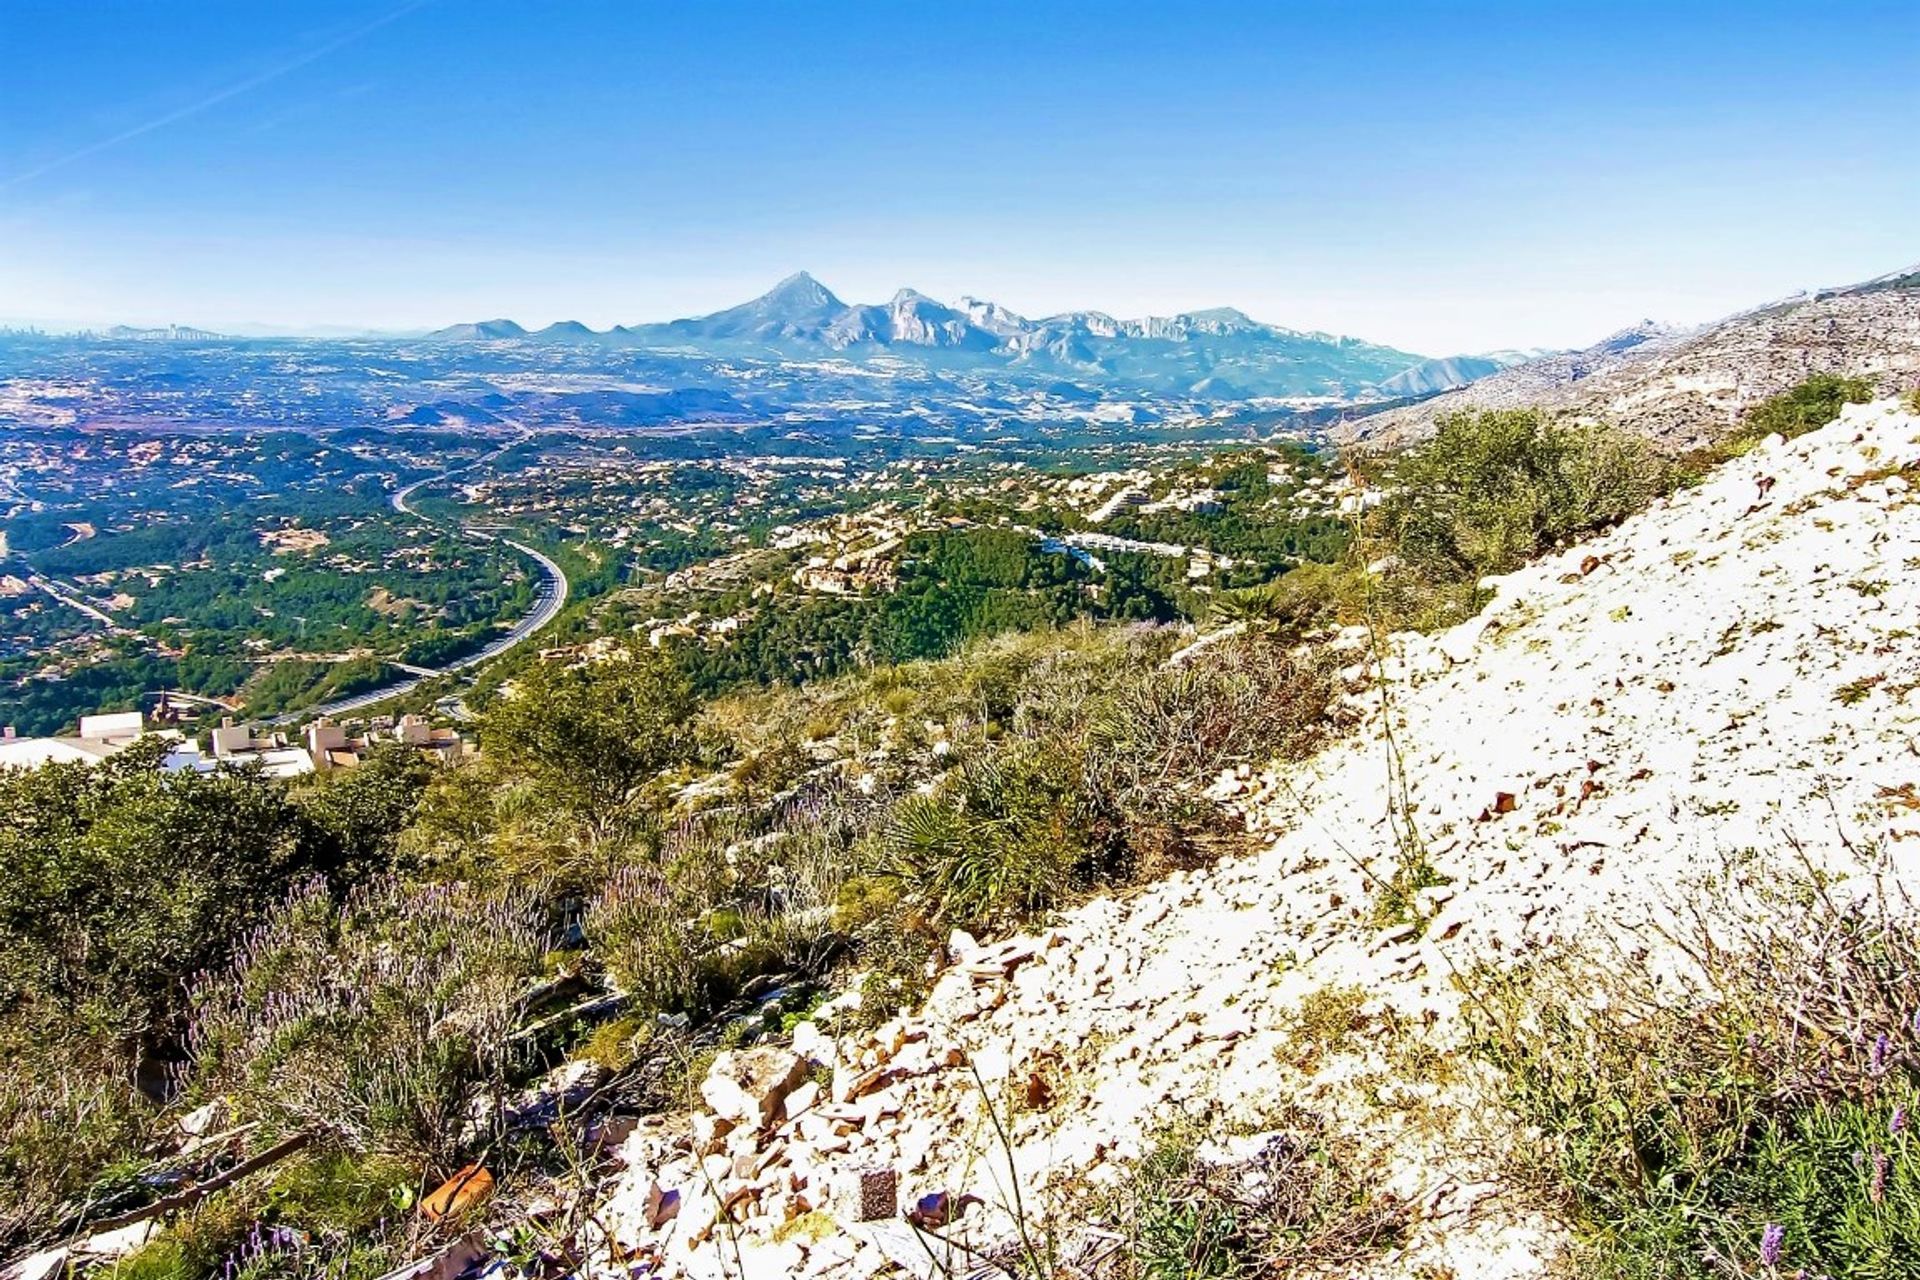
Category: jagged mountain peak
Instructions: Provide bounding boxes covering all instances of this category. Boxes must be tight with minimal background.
[956,295,1030,336]
[761,271,841,309]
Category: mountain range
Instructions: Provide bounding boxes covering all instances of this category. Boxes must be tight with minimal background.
[1340,263,1920,446]
[426,273,1528,401]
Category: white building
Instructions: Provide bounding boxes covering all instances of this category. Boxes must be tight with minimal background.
[0,710,197,772]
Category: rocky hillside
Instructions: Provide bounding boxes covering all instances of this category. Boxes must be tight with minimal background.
[571,399,1920,1279]
[1340,270,1920,448]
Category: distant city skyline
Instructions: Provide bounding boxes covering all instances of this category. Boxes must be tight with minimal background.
[3,1,1916,354]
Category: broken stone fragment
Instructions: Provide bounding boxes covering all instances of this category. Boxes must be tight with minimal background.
[75,1221,155,1263]
[691,1110,735,1155]
[503,1058,608,1128]
[645,1181,682,1229]
[832,1063,899,1105]
[0,1250,69,1280]
[176,1099,224,1141]
[834,1166,898,1222]
[368,1232,487,1280]
[702,1046,812,1129]
[782,1078,822,1122]
[791,1018,833,1066]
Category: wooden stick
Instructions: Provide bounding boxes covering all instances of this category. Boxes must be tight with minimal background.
[78,1132,313,1238]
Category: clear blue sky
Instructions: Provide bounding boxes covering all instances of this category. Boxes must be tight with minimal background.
[2,1,1915,353]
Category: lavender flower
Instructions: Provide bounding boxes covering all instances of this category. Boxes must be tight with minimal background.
[1871,1150,1890,1205]
[1894,1104,1909,1137]
[1760,1223,1786,1268]
[1872,1032,1893,1073]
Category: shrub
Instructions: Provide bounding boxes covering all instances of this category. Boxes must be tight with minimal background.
[1374,410,1672,619]
[1738,373,1875,443]
[0,1029,155,1248]
[114,1156,416,1280]
[1083,637,1343,845]
[254,1148,416,1266]
[585,799,854,1017]
[584,860,717,1017]
[478,644,697,844]
[0,740,325,1052]
[878,742,1087,931]
[1207,562,1366,638]
[1099,1108,1406,1279]
[1474,856,1920,1278]
[189,877,550,1167]
[290,741,436,882]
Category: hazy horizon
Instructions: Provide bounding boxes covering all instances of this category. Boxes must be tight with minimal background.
[4,1,1917,353]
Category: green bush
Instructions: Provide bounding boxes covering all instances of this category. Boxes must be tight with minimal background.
[111,1150,416,1280]
[1476,866,1920,1278]
[1081,638,1344,863]
[1097,1108,1405,1279]
[0,739,326,1049]
[290,742,435,881]
[1375,409,1672,619]
[1206,563,1366,638]
[1374,410,1674,629]
[585,806,852,1018]
[1738,373,1875,443]
[189,877,549,1166]
[0,1030,155,1248]
[878,742,1086,931]
[478,643,697,847]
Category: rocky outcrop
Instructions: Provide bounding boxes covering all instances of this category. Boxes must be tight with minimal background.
[1341,280,1920,448]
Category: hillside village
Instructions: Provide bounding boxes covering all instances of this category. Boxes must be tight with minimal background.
[0,707,468,778]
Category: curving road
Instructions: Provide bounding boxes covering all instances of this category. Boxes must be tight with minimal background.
[269,437,569,725]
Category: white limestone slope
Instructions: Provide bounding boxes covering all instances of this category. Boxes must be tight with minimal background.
[598,400,1920,1280]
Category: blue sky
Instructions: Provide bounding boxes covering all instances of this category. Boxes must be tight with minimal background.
[1,1,1916,353]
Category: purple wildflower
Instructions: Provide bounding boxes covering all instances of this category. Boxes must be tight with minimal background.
[1894,1104,1909,1137]
[1761,1223,1786,1268]
[1871,1150,1890,1205]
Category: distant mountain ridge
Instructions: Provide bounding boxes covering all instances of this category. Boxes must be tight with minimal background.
[1339,262,1920,447]
[1374,352,1541,398]
[424,273,1466,400]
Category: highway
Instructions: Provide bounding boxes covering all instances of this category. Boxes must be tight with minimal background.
[27,573,130,632]
[269,438,570,726]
